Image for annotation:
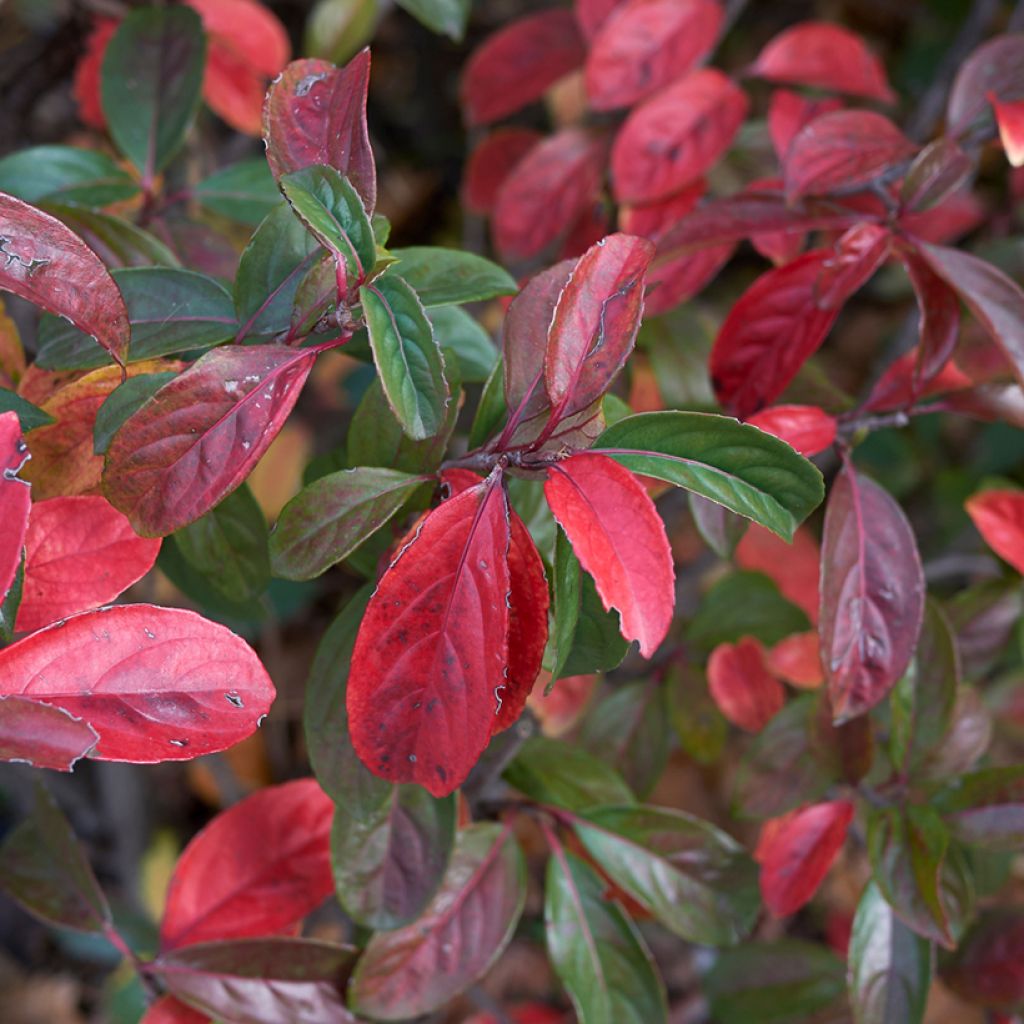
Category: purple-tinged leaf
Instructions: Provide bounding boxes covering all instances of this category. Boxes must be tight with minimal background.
[900,138,973,212]
[946,33,1024,136]
[937,765,1024,851]
[0,410,30,601]
[0,193,129,366]
[104,344,316,536]
[0,697,98,771]
[349,824,526,1020]
[941,909,1024,1012]
[900,246,961,392]
[819,465,925,722]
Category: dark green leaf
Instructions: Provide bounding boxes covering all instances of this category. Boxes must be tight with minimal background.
[687,571,811,651]
[572,806,759,946]
[100,7,206,178]
[331,785,455,931]
[848,882,931,1024]
[427,305,497,383]
[936,765,1024,851]
[889,600,959,777]
[93,374,178,455]
[551,527,629,681]
[395,0,470,40]
[504,736,634,812]
[361,275,449,440]
[0,146,138,207]
[0,555,24,645]
[667,662,727,765]
[0,388,53,432]
[37,268,236,370]
[579,682,670,798]
[705,941,847,1024]
[468,357,508,449]
[945,578,1022,679]
[175,485,270,604]
[194,159,282,225]
[0,784,111,934]
[43,205,179,268]
[867,806,973,949]
[384,247,516,307]
[270,467,428,580]
[594,412,824,541]
[235,202,322,343]
[545,849,667,1024]
[349,824,526,1020]
[280,165,376,286]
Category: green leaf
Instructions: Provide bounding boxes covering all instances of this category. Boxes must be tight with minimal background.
[579,682,670,798]
[889,600,959,777]
[504,736,634,812]
[0,555,24,645]
[174,485,270,604]
[867,805,974,949]
[280,165,376,286]
[347,374,457,473]
[43,205,179,268]
[936,765,1024,851]
[100,6,206,178]
[361,275,449,440]
[235,202,322,343]
[304,586,389,808]
[270,467,428,580]
[384,247,516,307]
[545,849,667,1024]
[468,357,508,449]
[37,268,236,370]
[305,0,379,63]
[0,388,53,432]
[0,784,112,934]
[551,527,630,680]
[687,570,810,651]
[705,940,847,1024]
[593,412,824,540]
[194,159,282,225]
[848,882,931,1024]
[93,373,178,455]
[395,0,470,40]
[0,146,139,207]
[667,662,727,765]
[427,306,497,383]
[332,784,455,930]
[571,806,759,946]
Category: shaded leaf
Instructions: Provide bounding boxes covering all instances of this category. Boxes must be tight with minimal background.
[0,697,97,771]
[350,824,526,1020]
[45,203,179,269]
[900,138,973,212]
[0,389,52,433]
[0,604,275,762]
[735,523,820,624]
[946,33,1024,135]
[384,247,516,308]
[396,0,471,41]
[194,158,282,225]
[937,765,1024,851]
[462,128,542,215]
[667,662,728,764]
[0,145,138,207]
[429,306,497,383]
[708,636,785,733]
[93,373,178,455]
[0,411,31,602]
[688,491,748,559]
[965,488,1024,574]
[940,908,1024,1012]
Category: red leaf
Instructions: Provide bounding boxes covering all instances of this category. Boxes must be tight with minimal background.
[493,129,606,262]
[900,246,960,392]
[865,350,973,413]
[0,604,275,762]
[499,513,549,733]
[736,523,820,624]
[73,17,118,129]
[645,242,734,315]
[103,345,316,536]
[991,93,1024,166]
[784,111,915,201]
[914,241,1024,390]
[189,0,290,136]
[161,778,334,949]
[462,129,542,215]
[347,476,511,797]
[557,202,611,262]
[0,411,30,601]
[941,909,1024,1012]
[707,636,784,733]
[16,496,161,633]
[710,230,888,418]
[460,10,586,126]
[767,632,824,689]
[585,0,723,111]
[545,234,654,420]
[820,464,925,722]
[611,69,748,203]
[575,0,623,41]
[756,801,854,916]
[965,490,1024,575]
[618,179,706,239]
[750,21,895,102]
[745,404,837,457]
[0,194,129,367]
[744,179,807,266]
[947,34,1024,136]
[140,997,208,1024]
[545,453,674,658]
[899,189,985,245]
[263,52,376,210]
[767,89,843,163]
[0,696,98,771]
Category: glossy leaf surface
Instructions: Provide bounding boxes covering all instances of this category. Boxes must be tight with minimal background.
[383,247,516,308]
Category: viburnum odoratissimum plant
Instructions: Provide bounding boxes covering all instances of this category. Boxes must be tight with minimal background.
[1,1,1024,1021]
